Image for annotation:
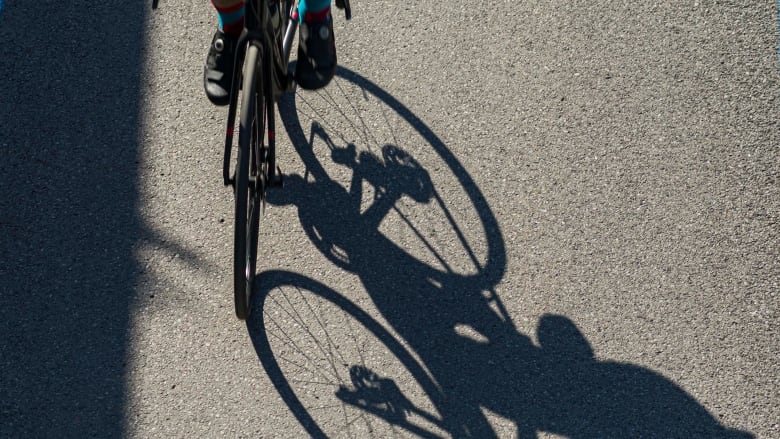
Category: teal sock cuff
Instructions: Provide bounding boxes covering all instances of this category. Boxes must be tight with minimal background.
[217,9,245,30]
[297,0,330,21]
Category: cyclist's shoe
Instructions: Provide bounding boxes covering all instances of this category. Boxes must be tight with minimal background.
[204,30,238,106]
[295,16,336,90]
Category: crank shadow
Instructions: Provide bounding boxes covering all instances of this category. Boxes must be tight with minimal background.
[249,67,753,438]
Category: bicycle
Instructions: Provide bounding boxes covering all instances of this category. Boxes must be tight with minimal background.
[220,0,352,319]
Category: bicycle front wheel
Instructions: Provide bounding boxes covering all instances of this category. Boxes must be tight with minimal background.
[234,43,264,320]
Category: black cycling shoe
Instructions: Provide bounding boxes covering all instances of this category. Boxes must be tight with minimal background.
[204,30,238,106]
[295,18,336,90]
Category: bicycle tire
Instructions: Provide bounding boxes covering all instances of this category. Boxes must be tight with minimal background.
[234,43,264,320]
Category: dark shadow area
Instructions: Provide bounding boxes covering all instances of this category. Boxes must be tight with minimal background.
[0,1,147,436]
[246,67,753,438]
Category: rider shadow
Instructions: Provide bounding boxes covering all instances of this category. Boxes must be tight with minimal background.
[254,67,753,438]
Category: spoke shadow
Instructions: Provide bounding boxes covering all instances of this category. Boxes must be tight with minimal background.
[247,269,447,438]
[246,67,753,438]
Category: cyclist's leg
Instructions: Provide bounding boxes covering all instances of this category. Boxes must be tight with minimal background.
[296,0,329,18]
[213,0,245,34]
[204,0,245,105]
[294,0,337,90]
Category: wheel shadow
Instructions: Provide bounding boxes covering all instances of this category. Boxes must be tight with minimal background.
[247,270,447,438]
[245,67,753,438]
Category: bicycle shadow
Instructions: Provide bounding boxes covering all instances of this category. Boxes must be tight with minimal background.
[246,67,753,438]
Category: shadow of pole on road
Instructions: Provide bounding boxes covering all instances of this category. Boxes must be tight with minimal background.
[0,1,147,436]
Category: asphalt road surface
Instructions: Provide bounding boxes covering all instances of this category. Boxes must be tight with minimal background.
[2,0,779,437]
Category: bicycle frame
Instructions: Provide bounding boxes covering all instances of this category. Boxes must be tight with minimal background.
[220,0,353,319]
[222,0,298,188]
[220,0,354,187]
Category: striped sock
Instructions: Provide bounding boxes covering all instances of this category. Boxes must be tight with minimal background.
[296,0,331,22]
[213,0,245,35]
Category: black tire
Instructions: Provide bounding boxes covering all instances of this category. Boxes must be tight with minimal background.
[234,43,264,320]
[270,0,291,100]
[279,0,290,30]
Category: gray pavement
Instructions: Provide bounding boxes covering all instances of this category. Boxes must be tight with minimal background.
[1,0,779,437]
